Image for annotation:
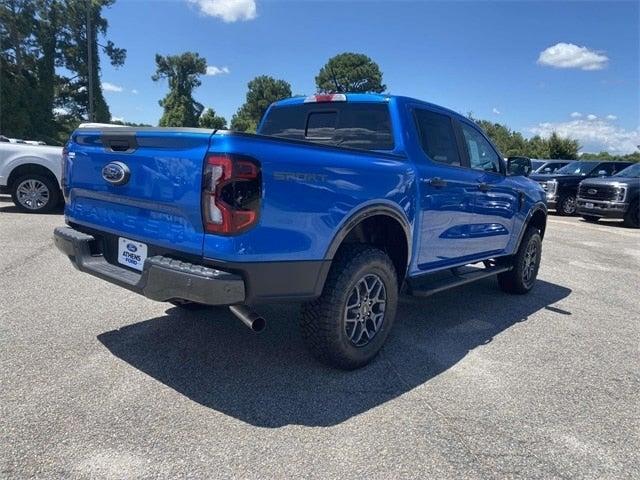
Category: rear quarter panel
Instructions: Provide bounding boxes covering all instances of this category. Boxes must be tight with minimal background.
[203,133,417,262]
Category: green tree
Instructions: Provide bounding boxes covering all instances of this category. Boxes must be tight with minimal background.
[0,0,68,141]
[315,52,386,93]
[57,0,126,123]
[547,131,579,159]
[580,151,640,163]
[152,52,207,127]
[199,108,227,129]
[230,75,291,132]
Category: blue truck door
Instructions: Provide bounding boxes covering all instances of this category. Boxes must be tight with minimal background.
[412,108,480,270]
[456,120,518,257]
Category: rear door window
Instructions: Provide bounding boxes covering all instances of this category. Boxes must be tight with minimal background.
[413,109,461,167]
[260,102,394,151]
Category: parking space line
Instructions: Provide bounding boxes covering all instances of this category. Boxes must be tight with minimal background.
[547,217,639,237]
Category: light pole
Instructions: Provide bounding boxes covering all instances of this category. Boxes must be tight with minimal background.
[86,0,95,122]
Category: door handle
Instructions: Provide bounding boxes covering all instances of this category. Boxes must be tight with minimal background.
[477,182,491,192]
[425,177,447,188]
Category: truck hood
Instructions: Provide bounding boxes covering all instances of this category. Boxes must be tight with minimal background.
[579,176,640,188]
[530,174,584,183]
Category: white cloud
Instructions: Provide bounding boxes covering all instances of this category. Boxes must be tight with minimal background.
[606,114,617,120]
[206,65,230,76]
[102,82,123,92]
[131,89,139,94]
[586,114,598,121]
[492,107,501,115]
[570,112,582,118]
[537,42,608,71]
[529,119,640,154]
[111,116,125,123]
[188,0,256,22]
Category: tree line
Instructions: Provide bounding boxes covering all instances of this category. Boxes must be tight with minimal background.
[1,2,637,162]
[1,0,126,143]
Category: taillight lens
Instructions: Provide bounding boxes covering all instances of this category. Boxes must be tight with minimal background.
[202,154,261,234]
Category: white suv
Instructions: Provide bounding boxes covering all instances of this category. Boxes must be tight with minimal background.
[0,141,63,213]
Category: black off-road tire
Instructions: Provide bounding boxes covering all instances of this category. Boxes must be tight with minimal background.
[556,194,577,216]
[582,215,600,223]
[623,199,639,228]
[300,245,398,370]
[10,173,60,213]
[497,227,542,294]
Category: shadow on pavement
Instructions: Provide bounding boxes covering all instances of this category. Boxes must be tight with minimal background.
[98,278,571,427]
[0,203,64,214]
[578,218,631,229]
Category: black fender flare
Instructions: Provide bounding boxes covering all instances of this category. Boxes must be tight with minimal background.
[324,203,412,264]
[514,202,547,251]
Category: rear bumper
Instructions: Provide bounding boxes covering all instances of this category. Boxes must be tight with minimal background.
[576,198,628,219]
[53,226,245,305]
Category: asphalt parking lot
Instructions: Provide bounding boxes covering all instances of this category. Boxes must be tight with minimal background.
[1,195,639,479]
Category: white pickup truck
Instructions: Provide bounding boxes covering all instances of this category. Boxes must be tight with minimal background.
[0,140,63,213]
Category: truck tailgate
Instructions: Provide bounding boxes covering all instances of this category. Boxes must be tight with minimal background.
[65,128,214,256]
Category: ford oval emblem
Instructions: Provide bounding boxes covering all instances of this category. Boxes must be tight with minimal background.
[587,188,597,195]
[126,243,137,253]
[102,161,130,186]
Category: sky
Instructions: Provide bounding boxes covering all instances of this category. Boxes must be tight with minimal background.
[98,0,639,154]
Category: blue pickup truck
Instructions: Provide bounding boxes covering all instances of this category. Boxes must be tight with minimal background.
[54,93,547,369]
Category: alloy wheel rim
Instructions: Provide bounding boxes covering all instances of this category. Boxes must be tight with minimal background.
[563,197,576,214]
[16,179,50,210]
[522,240,538,286]
[344,274,387,347]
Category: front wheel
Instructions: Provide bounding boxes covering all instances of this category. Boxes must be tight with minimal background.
[557,194,577,216]
[497,227,542,294]
[300,245,398,370]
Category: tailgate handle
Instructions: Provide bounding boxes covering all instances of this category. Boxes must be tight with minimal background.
[102,134,137,153]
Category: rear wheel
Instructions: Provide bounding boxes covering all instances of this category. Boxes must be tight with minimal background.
[582,215,600,223]
[10,174,60,213]
[497,227,542,294]
[300,245,398,370]
[623,199,639,228]
[557,194,577,216]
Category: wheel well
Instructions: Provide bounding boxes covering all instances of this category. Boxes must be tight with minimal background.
[529,209,547,239]
[335,214,409,284]
[7,164,58,190]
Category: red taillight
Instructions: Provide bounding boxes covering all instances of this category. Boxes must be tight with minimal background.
[202,154,261,235]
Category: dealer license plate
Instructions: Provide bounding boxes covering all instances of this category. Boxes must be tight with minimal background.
[118,237,148,271]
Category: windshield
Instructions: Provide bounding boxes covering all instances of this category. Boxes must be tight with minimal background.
[614,163,640,178]
[531,160,544,170]
[555,161,598,176]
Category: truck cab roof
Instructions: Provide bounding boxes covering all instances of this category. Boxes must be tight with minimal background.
[271,93,465,120]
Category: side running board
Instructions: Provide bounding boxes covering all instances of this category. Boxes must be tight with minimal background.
[407,264,512,298]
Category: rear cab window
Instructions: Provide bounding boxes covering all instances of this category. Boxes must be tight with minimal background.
[413,109,461,167]
[259,102,394,151]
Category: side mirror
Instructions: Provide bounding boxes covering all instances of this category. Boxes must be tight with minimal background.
[597,170,607,176]
[507,157,532,176]
[543,167,552,173]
